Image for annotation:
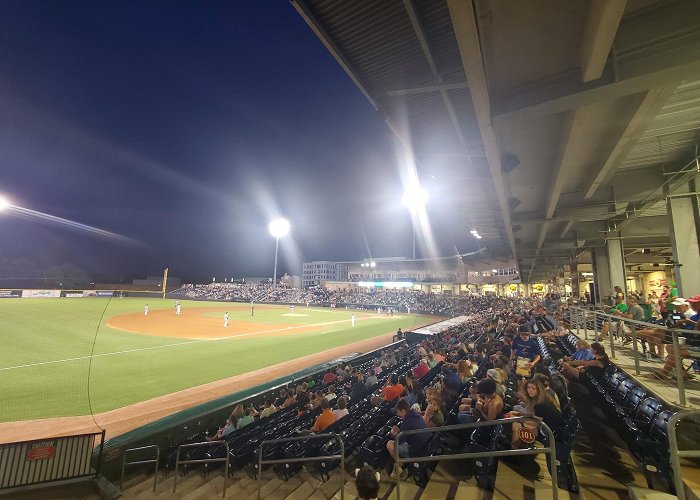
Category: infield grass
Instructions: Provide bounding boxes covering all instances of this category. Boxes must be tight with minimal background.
[0,297,436,422]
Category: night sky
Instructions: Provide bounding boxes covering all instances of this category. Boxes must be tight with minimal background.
[0,0,477,282]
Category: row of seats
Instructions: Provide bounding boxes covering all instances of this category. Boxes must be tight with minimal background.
[556,332,677,493]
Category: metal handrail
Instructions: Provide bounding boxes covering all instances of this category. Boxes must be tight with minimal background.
[257,433,345,500]
[393,417,558,500]
[174,440,229,497]
[570,306,697,406]
[120,444,159,492]
[668,409,700,500]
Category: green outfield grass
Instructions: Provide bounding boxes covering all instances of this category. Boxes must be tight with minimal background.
[0,297,436,422]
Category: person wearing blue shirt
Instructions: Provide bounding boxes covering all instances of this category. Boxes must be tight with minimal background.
[511,327,542,368]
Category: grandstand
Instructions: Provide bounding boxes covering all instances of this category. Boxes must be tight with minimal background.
[3,0,700,498]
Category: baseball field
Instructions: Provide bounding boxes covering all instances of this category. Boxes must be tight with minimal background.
[0,297,435,427]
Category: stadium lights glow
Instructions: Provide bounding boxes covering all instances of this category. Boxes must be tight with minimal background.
[0,196,10,212]
[470,229,482,239]
[268,218,291,238]
[269,218,291,288]
[492,269,498,273]
[401,184,428,213]
[370,261,376,268]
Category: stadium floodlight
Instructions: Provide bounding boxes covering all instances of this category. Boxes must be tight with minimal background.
[470,229,482,239]
[401,185,428,213]
[269,218,291,288]
[0,195,10,212]
[370,261,376,268]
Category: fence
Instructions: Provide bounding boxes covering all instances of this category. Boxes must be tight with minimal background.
[0,431,105,490]
[257,433,345,500]
[569,306,698,407]
[394,417,558,500]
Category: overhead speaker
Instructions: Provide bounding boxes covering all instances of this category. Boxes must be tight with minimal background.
[501,153,520,174]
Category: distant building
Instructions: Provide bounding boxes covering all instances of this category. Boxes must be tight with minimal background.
[280,274,301,288]
[302,261,348,287]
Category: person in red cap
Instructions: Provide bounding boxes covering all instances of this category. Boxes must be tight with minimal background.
[651,295,700,379]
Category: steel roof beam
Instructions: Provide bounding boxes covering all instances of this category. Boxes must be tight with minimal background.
[447,0,518,269]
[584,84,679,199]
[580,0,627,82]
[386,82,469,97]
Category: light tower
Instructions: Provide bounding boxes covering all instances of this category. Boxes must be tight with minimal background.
[268,218,290,288]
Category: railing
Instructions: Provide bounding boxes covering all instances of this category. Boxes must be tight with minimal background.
[120,444,159,492]
[668,409,700,500]
[393,417,558,500]
[173,441,229,497]
[0,431,105,490]
[257,433,345,500]
[569,306,697,406]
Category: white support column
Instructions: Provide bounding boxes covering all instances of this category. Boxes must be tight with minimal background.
[667,187,700,297]
[607,237,627,297]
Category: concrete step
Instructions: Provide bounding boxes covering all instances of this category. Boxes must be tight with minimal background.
[119,473,150,495]
[129,472,176,499]
[167,473,209,499]
[285,481,317,500]
[534,479,574,500]
[184,475,226,500]
[491,459,537,499]
[683,463,700,500]
[420,461,464,499]
[627,486,677,500]
[453,481,483,500]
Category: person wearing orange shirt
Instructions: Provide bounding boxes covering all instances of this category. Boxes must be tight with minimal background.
[310,398,336,433]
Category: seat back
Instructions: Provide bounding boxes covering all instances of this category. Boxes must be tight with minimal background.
[649,410,674,443]
[623,387,647,413]
[634,397,663,431]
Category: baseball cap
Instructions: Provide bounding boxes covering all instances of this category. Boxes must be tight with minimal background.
[672,298,689,306]
[687,295,700,303]
[486,368,502,383]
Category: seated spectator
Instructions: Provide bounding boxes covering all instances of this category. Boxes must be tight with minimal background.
[511,327,542,375]
[653,295,700,379]
[310,392,324,410]
[457,378,503,424]
[456,359,473,384]
[259,399,276,418]
[230,403,245,422]
[532,373,561,411]
[325,385,337,401]
[365,371,378,388]
[371,374,404,406]
[413,359,430,379]
[207,416,237,441]
[274,389,288,408]
[323,370,338,385]
[442,364,463,393]
[427,352,438,368]
[296,392,311,417]
[422,394,445,427]
[237,407,255,429]
[559,342,610,382]
[486,368,506,398]
[310,398,336,433]
[560,339,595,362]
[350,373,368,401]
[387,398,429,479]
[510,379,562,448]
[333,396,349,420]
[356,465,380,500]
[492,358,508,384]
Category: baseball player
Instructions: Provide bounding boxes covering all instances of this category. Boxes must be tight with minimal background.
[224,312,229,328]
[144,304,149,316]
[351,313,356,327]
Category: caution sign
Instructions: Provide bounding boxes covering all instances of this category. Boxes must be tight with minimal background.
[518,427,537,444]
[27,441,56,461]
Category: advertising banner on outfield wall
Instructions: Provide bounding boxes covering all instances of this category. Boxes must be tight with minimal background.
[84,290,114,297]
[60,290,84,298]
[21,289,61,298]
[0,290,22,298]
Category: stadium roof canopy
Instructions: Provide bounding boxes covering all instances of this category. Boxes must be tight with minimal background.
[292,0,700,283]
